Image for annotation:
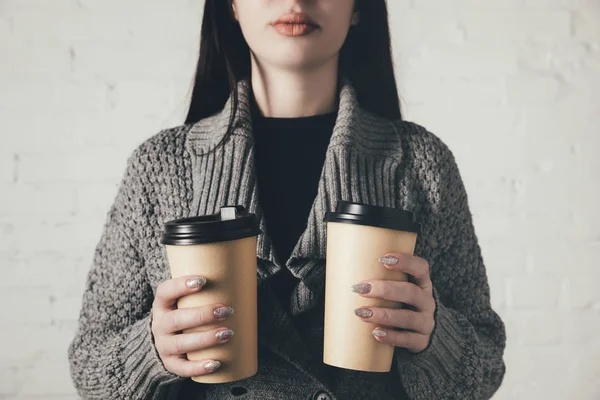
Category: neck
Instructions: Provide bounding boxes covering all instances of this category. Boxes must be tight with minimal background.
[249,55,339,118]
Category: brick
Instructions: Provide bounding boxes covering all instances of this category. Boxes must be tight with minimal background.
[507,278,562,308]
[515,311,565,345]
[471,208,526,244]
[0,80,111,112]
[400,76,505,105]
[525,177,577,217]
[106,80,178,119]
[76,114,159,151]
[0,43,71,80]
[522,240,577,277]
[390,11,466,47]
[504,346,567,385]
[0,321,77,365]
[560,0,600,8]
[0,154,15,183]
[9,9,202,55]
[0,366,16,395]
[0,184,76,217]
[0,252,89,289]
[0,108,157,153]
[506,74,562,104]
[467,177,515,216]
[459,10,571,42]
[517,39,594,73]
[402,42,518,77]
[566,342,600,398]
[74,182,119,217]
[523,103,598,144]
[488,276,506,309]
[568,278,600,309]
[0,110,77,153]
[0,17,12,48]
[563,311,600,345]
[523,0,564,7]
[51,291,85,323]
[0,214,105,254]
[403,105,524,148]
[525,0,600,9]
[70,44,195,80]
[0,0,76,12]
[0,288,54,327]
[573,9,600,39]
[18,150,127,183]
[562,65,600,96]
[479,235,528,276]
[414,0,522,9]
[73,0,202,15]
[18,357,77,396]
[0,221,18,254]
[573,200,600,241]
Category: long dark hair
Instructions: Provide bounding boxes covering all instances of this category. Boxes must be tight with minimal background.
[185,0,402,131]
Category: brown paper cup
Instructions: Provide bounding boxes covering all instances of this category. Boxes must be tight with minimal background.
[323,201,420,372]
[161,206,261,383]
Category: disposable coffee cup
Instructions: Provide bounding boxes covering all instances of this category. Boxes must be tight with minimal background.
[160,205,261,383]
[322,201,421,372]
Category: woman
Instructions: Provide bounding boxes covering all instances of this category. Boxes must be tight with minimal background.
[68,1,506,399]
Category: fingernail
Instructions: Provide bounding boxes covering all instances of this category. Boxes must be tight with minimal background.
[203,360,221,373]
[215,328,234,342]
[351,283,372,294]
[354,308,373,318]
[186,277,207,289]
[379,255,399,265]
[372,328,387,338]
[214,306,234,319]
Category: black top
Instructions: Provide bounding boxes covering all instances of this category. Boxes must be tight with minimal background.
[250,94,337,313]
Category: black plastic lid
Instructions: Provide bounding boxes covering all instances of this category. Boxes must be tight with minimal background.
[161,205,262,245]
[323,200,421,234]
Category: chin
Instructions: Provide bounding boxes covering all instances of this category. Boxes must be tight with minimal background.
[261,48,336,71]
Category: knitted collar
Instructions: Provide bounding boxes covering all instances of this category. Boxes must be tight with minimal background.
[185,75,402,300]
[187,74,369,155]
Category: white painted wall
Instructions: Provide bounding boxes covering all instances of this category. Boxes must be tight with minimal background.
[1,0,598,398]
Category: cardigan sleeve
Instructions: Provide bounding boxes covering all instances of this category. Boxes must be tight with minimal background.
[67,148,187,399]
[396,131,507,400]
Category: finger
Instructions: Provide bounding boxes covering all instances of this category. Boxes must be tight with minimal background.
[158,327,235,357]
[163,357,222,378]
[371,326,431,353]
[379,253,432,290]
[158,304,234,335]
[154,276,207,311]
[354,307,434,335]
[354,280,433,311]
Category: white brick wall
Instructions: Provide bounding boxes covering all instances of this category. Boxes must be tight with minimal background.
[0,0,598,398]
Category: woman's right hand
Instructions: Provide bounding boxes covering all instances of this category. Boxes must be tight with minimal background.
[151,276,235,377]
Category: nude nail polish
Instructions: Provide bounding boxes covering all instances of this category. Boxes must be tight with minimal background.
[186,277,207,289]
[216,329,234,342]
[214,306,234,319]
[354,308,373,318]
[351,283,372,294]
[379,255,399,265]
[204,360,221,373]
[372,328,387,338]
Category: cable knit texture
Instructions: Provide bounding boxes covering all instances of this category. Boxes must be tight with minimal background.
[68,77,506,400]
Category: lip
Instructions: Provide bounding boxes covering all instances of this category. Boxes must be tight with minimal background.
[271,12,319,37]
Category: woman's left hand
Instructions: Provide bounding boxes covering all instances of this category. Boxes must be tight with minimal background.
[351,253,436,353]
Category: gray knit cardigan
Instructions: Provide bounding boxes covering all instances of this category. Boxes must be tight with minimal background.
[68,77,506,400]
